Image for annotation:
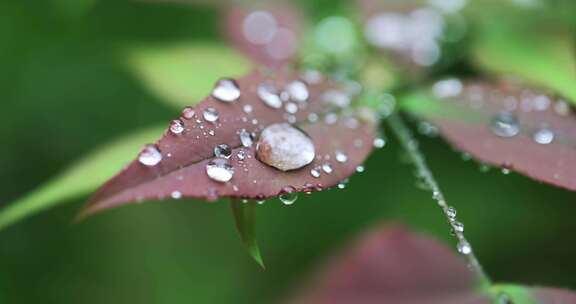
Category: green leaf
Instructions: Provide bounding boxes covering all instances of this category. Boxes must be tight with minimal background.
[472,24,576,104]
[126,43,251,109]
[230,200,265,269]
[0,125,165,232]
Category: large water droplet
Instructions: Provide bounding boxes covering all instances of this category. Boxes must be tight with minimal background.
[239,129,254,147]
[206,159,234,182]
[212,79,241,103]
[256,123,316,171]
[285,80,309,102]
[532,127,554,145]
[279,186,298,205]
[214,144,232,159]
[203,107,219,123]
[138,144,162,167]
[257,83,283,109]
[170,119,184,134]
[490,112,520,137]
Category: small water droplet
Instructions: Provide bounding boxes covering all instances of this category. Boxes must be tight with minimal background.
[212,78,241,103]
[170,119,185,134]
[322,163,333,174]
[325,113,338,124]
[285,102,298,114]
[532,127,554,145]
[285,80,309,102]
[138,144,162,167]
[335,150,348,163]
[554,100,571,116]
[257,200,266,205]
[479,164,491,173]
[203,107,219,123]
[452,221,464,233]
[308,113,319,123]
[432,190,440,200]
[457,241,472,255]
[214,144,232,159]
[182,107,195,119]
[356,165,365,173]
[243,104,253,114]
[446,206,457,219]
[257,83,283,109]
[279,186,298,205]
[256,123,316,171]
[490,112,520,137]
[237,149,247,160]
[208,130,215,136]
[337,182,346,189]
[206,159,234,183]
[310,168,321,178]
[239,129,253,147]
[373,138,386,148]
[418,121,439,137]
[496,292,513,304]
[171,191,182,199]
[501,168,511,175]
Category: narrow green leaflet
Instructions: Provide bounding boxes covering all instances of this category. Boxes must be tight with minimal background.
[230,200,265,269]
[0,125,165,231]
[472,25,576,104]
[126,43,251,109]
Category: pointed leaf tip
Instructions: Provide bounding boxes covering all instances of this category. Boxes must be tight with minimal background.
[231,199,265,269]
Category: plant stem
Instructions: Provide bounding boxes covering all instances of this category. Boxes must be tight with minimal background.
[387,113,491,286]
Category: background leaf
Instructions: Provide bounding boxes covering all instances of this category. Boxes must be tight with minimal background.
[291,223,576,304]
[402,79,576,191]
[0,125,165,231]
[471,23,576,103]
[126,43,251,109]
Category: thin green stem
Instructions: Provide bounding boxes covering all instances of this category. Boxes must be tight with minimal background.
[387,113,491,287]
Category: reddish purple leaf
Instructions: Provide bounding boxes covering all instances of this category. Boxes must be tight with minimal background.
[403,79,576,191]
[80,69,377,218]
[223,3,302,67]
[291,224,485,304]
[291,223,576,304]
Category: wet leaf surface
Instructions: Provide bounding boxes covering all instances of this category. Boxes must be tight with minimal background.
[223,4,302,67]
[291,223,576,304]
[81,69,377,218]
[402,79,576,191]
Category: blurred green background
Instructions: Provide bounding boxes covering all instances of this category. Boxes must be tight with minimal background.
[1,0,576,303]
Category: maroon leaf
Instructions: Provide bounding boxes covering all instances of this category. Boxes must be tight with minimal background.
[402,79,576,191]
[80,69,377,218]
[223,3,302,67]
[291,223,576,304]
[291,224,485,304]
